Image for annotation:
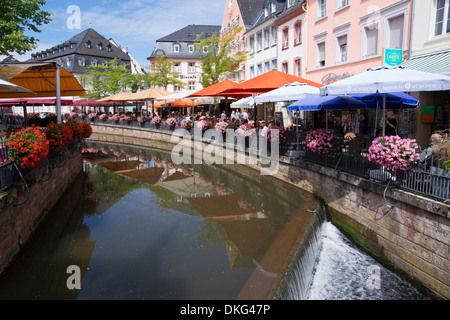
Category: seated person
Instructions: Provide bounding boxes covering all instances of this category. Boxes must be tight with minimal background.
[420,133,441,163]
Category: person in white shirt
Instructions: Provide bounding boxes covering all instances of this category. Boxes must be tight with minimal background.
[231,110,236,121]
[241,110,248,123]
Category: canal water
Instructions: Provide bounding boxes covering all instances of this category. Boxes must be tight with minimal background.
[0,141,431,300]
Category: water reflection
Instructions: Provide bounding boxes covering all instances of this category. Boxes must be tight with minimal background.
[0,141,318,300]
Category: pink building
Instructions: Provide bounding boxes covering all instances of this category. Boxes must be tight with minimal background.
[306,0,413,85]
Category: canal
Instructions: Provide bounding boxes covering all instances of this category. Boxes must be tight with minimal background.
[0,141,431,300]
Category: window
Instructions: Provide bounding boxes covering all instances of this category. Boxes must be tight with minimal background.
[66,58,71,67]
[282,27,289,49]
[250,65,255,79]
[257,63,262,76]
[294,58,301,77]
[271,2,276,13]
[91,59,97,67]
[362,25,379,57]
[317,0,327,19]
[249,35,255,54]
[106,44,112,52]
[294,21,302,45]
[265,7,269,17]
[271,59,277,70]
[337,0,349,10]
[188,62,196,73]
[287,0,294,8]
[336,35,348,63]
[174,62,181,73]
[174,84,181,92]
[387,15,404,49]
[317,42,326,67]
[240,69,245,82]
[84,41,92,49]
[434,0,450,36]
[78,58,85,67]
[173,44,180,53]
[271,25,277,46]
[188,82,196,90]
[203,46,208,53]
[240,37,245,52]
[264,28,270,48]
[282,61,288,74]
[256,32,262,51]
[188,45,195,53]
[97,42,103,50]
[264,61,270,73]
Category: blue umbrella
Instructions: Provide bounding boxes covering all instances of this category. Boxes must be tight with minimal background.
[351,92,419,109]
[288,94,366,111]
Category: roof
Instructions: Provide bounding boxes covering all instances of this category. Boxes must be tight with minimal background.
[156,24,221,42]
[275,0,306,22]
[248,0,286,31]
[236,0,266,27]
[27,28,131,73]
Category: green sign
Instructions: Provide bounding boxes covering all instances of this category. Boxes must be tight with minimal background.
[384,48,403,66]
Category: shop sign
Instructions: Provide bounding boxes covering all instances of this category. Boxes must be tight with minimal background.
[179,74,197,80]
[321,72,353,85]
[384,48,403,66]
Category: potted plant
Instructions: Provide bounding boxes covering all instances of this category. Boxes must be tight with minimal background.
[214,121,229,134]
[165,117,177,129]
[181,118,193,130]
[45,121,74,151]
[7,126,49,169]
[368,135,420,173]
[306,129,335,155]
[196,119,210,131]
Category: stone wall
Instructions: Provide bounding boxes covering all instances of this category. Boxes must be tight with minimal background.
[0,146,83,274]
[277,157,449,299]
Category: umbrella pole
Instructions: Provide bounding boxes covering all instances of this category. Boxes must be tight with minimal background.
[374,102,379,137]
[56,62,62,123]
[382,93,386,136]
[296,108,299,151]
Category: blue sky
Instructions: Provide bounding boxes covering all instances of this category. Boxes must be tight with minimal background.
[6,0,225,69]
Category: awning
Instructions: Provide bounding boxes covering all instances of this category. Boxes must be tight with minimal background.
[0,97,73,106]
[402,51,450,75]
[0,62,87,98]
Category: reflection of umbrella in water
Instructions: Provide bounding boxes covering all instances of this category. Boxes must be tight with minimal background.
[157,171,214,197]
[100,160,165,185]
[100,160,142,172]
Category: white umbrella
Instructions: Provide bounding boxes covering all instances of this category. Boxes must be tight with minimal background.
[0,78,35,94]
[230,96,255,109]
[254,82,320,103]
[320,64,450,135]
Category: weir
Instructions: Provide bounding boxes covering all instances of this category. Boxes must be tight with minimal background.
[273,202,327,300]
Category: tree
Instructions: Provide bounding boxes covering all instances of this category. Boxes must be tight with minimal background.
[0,0,52,56]
[144,55,185,91]
[194,27,247,88]
[81,58,131,99]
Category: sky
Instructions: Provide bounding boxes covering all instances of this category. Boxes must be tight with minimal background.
[5,0,225,69]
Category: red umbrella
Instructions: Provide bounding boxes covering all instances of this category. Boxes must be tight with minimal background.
[218,70,322,96]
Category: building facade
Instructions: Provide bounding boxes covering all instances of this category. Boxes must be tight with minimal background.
[275,0,307,78]
[28,28,134,81]
[222,0,266,82]
[147,24,221,92]
[403,0,450,147]
[305,0,413,85]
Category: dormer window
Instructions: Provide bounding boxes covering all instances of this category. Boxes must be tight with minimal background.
[106,44,112,52]
[97,42,104,50]
[66,58,71,67]
[91,59,98,67]
[271,2,276,13]
[85,41,92,48]
[188,45,194,53]
[79,58,86,66]
[173,44,180,53]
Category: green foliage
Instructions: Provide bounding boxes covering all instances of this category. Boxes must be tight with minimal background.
[144,55,185,91]
[194,27,247,87]
[81,58,132,99]
[0,0,52,56]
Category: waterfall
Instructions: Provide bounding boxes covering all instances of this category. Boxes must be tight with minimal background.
[273,202,326,300]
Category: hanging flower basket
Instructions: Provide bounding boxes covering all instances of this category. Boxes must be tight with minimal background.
[306,129,335,155]
[45,121,74,151]
[368,135,419,172]
[7,126,50,169]
[181,118,193,130]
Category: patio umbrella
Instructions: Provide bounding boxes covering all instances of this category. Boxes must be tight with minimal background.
[230,96,255,109]
[320,64,450,135]
[0,78,35,94]
[288,94,367,129]
[186,80,237,98]
[125,88,172,115]
[254,82,321,103]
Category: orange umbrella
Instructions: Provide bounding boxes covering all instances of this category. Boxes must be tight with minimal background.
[218,70,322,96]
[170,99,199,107]
[186,80,238,97]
